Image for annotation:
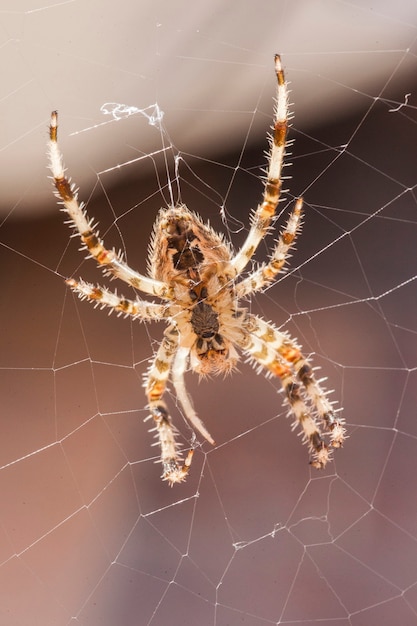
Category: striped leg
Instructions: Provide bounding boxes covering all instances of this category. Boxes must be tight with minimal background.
[66,278,180,321]
[240,315,345,468]
[231,55,289,276]
[48,111,171,299]
[144,325,193,484]
[236,198,303,298]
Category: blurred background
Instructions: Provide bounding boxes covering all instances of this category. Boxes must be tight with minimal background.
[1,1,417,624]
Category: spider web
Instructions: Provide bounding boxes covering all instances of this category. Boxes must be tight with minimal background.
[1,2,417,625]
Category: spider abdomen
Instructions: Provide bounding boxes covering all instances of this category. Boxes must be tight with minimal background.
[149,205,232,283]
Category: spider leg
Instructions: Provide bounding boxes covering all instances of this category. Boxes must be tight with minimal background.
[239,315,345,468]
[236,198,303,298]
[231,55,289,277]
[172,346,215,445]
[48,111,171,299]
[144,325,193,484]
[66,277,180,321]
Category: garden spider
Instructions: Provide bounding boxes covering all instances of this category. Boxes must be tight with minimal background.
[48,55,345,485]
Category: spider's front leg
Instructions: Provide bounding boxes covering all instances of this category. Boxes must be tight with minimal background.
[48,111,170,299]
[144,324,194,485]
[231,54,289,277]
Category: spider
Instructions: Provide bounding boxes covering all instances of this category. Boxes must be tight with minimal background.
[48,55,345,485]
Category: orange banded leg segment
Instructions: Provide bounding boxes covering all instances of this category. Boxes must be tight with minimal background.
[267,358,329,468]
[277,341,345,450]
[144,325,193,484]
[236,198,303,298]
[231,55,289,276]
[66,278,179,321]
[48,111,170,299]
[241,315,345,468]
[258,54,288,219]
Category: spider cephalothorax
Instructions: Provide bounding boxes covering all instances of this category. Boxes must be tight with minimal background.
[188,296,241,377]
[190,299,228,371]
[48,55,346,485]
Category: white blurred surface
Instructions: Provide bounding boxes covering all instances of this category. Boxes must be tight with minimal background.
[1,0,416,214]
